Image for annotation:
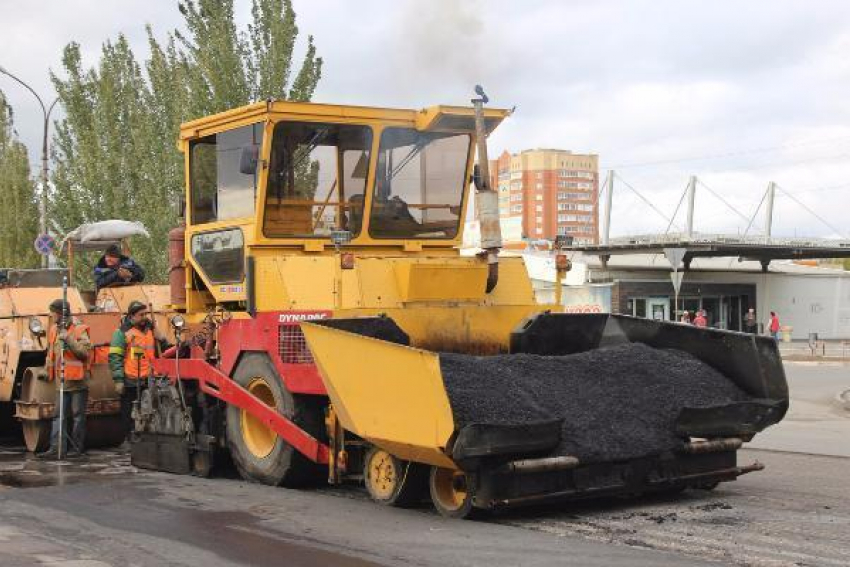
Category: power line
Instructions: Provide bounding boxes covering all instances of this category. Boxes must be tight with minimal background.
[606,135,850,169]
[784,181,850,195]
[700,152,850,174]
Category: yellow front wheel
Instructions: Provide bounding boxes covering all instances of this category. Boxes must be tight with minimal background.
[225,353,325,487]
[429,466,477,519]
[364,447,428,507]
[241,377,277,459]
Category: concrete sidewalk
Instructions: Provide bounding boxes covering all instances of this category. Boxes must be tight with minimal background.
[747,362,850,457]
[777,339,850,362]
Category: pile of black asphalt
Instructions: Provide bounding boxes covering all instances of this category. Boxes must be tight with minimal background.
[439,342,751,463]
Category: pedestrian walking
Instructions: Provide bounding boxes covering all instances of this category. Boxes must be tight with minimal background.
[36,299,92,458]
[109,301,170,447]
[768,311,781,340]
[744,308,757,334]
[693,309,708,328]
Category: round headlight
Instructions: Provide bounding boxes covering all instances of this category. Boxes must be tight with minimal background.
[170,314,186,329]
[28,317,45,336]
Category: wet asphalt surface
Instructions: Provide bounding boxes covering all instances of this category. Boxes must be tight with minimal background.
[0,444,848,567]
[0,444,720,567]
[0,363,847,567]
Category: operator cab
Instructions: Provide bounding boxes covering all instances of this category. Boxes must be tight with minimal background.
[183,102,507,245]
[179,101,508,310]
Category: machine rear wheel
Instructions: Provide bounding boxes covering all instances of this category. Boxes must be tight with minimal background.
[22,420,51,453]
[429,466,478,519]
[19,368,54,453]
[363,447,428,507]
[225,353,325,487]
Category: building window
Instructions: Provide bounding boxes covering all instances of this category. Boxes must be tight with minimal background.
[557,213,591,222]
[556,203,593,211]
[536,216,543,224]
[536,205,543,212]
[510,193,523,202]
[535,194,543,201]
[511,204,523,213]
[558,191,588,200]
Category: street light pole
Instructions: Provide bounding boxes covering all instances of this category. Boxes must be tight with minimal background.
[0,65,59,268]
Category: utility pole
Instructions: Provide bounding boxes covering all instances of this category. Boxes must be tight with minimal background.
[601,170,614,245]
[0,66,59,268]
[764,181,776,242]
[685,175,697,238]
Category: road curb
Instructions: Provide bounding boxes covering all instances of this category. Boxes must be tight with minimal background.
[836,389,850,412]
[783,359,849,367]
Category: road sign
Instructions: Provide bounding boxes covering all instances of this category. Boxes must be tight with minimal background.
[663,247,687,270]
[34,234,55,256]
[670,271,684,295]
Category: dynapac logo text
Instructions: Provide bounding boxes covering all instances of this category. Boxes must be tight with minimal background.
[278,313,329,323]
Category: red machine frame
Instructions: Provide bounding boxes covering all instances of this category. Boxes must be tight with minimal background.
[151,310,333,465]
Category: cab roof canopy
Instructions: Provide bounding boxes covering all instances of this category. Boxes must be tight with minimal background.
[179,100,510,141]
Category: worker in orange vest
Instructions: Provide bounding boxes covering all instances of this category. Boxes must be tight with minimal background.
[109,301,170,445]
[36,299,92,458]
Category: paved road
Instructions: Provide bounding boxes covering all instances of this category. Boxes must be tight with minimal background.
[0,363,846,567]
[0,448,717,567]
[0,446,848,567]
[502,449,850,567]
[748,362,850,457]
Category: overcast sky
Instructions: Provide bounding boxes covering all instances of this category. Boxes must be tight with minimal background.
[2,0,849,238]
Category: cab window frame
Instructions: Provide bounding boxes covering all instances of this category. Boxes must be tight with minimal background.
[189,226,246,285]
[189,122,263,226]
[261,120,374,240]
[368,127,472,240]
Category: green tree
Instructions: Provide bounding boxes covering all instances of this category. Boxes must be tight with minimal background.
[0,91,40,268]
[49,0,322,285]
[50,37,157,284]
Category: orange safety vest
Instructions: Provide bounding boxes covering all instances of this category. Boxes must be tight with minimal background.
[47,321,91,381]
[124,327,157,379]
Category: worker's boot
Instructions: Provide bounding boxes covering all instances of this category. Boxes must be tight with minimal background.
[35,447,59,460]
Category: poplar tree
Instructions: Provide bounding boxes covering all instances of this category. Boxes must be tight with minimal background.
[0,92,40,268]
[49,0,322,284]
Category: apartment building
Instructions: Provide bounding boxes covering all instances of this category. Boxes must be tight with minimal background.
[490,149,599,244]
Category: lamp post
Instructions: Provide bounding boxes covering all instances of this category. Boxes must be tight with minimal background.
[0,65,59,268]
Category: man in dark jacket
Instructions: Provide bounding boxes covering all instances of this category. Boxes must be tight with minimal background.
[94,244,145,291]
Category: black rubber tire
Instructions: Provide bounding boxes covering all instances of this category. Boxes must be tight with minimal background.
[429,466,479,519]
[363,447,429,507]
[225,353,325,487]
[22,420,51,453]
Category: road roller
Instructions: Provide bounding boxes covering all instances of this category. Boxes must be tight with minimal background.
[0,232,173,452]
